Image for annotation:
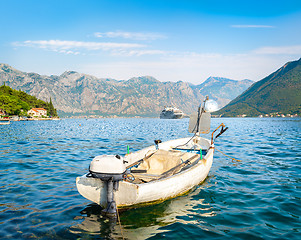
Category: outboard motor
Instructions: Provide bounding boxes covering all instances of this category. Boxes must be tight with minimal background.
[89,154,127,217]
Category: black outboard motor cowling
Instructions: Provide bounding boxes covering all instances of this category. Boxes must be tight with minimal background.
[88,154,127,217]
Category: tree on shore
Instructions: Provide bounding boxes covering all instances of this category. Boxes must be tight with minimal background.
[0,84,58,117]
[48,97,58,117]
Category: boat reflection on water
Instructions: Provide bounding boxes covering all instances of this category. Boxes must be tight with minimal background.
[70,204,119,238]
[70,178,216,239]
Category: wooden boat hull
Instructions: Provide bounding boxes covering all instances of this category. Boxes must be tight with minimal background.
[76,137,214,208]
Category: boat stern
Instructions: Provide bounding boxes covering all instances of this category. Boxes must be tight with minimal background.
[76,175,139,207]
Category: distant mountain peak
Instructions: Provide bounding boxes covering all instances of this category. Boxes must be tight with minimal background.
[59,71,88,84]
[0,63,11,68]
[127,76,160,84]
[0,63,18,73]
[204,76,253,84]
[65,70,78,74]
[60,70,80,77]
[195,76,253,108]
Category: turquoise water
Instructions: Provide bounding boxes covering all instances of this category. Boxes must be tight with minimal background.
[0,118,300,239]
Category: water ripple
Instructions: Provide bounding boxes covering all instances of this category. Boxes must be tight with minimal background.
[0,118,300,239]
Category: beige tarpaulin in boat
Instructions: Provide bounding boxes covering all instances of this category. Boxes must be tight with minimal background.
[135,149,196,175]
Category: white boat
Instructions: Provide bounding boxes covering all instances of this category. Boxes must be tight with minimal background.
[76,97,227,216]
[0,118,10,125]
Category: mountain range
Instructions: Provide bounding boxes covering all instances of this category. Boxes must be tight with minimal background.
[217,58,301,117]
[194,77,253,108]
[0,64,253,117]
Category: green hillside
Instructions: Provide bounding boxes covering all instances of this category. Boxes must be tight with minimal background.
[216,58,301,117]
[0,84,58,116]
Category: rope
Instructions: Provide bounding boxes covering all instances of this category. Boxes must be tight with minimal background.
[116,207,125,240]
[215,147,241,162]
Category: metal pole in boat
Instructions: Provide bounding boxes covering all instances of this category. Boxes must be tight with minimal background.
[196,105,201,133]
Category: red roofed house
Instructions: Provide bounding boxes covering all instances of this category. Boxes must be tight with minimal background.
[28,108,47,117]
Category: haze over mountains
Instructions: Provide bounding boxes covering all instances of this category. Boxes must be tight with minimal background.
[0,64,253,117]
[194,77,254,108]
[217,58,301,117]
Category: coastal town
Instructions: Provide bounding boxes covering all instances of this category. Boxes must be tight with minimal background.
[0,107,59,122]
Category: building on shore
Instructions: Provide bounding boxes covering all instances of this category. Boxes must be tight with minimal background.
[27,108,47,117]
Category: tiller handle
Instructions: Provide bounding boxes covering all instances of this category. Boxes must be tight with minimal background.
[211,123,228,144]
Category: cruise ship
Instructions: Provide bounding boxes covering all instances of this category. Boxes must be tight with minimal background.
[160,106,184,119]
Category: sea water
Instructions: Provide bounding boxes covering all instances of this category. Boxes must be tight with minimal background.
[0,118,300,239]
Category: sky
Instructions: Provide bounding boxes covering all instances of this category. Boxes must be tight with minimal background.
[1,0,301,84]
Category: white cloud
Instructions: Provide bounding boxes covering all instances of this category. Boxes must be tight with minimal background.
[231,25,275,28]
[12,39,167,56]
[94,31,167,40]
[111,49,167,56]
[253,45,301,54]
[14,40,144,50]
[13,39,153,56]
